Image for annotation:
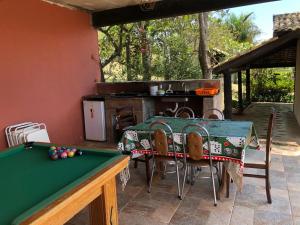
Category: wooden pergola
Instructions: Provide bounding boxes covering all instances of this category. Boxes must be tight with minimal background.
[213,29,300,119]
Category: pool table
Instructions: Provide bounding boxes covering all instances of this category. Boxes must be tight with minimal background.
[0,142,129,225]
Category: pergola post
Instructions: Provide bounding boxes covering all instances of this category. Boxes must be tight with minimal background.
[246,69,251,103]
[237,71,243,112]
[224,70,232,119]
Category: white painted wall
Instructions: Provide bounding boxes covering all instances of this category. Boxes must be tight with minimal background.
[294,39,300,125]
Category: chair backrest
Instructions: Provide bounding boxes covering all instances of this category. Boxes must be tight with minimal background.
[182,124,211,161]
[175,107,195,119]
[203,108,224,120]
[149,121,175,156]
[266,108,275,163]
[187,131,204,160]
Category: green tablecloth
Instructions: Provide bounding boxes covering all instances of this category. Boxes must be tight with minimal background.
[119,116,259,167]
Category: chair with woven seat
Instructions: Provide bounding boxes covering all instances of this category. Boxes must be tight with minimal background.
[203,108,224,120]
[181,124,218,206]
[148,120,182,199]
[243,108,275,204]
[175,107,195,119]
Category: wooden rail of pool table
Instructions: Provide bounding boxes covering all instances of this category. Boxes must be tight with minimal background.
[20,155,129,225]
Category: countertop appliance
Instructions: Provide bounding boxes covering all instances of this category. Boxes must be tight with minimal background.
[83,96,106,141]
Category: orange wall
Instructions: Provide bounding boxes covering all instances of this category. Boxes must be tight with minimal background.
[0,0,100,149]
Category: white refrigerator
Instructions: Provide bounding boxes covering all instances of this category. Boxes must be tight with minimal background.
[83,100,106,141]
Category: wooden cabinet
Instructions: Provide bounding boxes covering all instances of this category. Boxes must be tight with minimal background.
[105,97,155,143]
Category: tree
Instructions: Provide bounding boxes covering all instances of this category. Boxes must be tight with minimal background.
[224,12,260,43]
[98,11,260,82]
[198,12,212,79]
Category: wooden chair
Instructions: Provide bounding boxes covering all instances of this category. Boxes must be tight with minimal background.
[203,108,224,120]
[115,106,136,137]
[243,108,275,204]
[181,124,218,206]
[148,121,182,199]
[175,107,195,119]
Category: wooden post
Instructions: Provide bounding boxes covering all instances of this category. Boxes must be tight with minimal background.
[223,70,232,119]
[238,71,243,112]
[246,69,251,103]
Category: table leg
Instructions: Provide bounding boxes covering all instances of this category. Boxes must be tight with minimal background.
[90,177,118,225]
[226,171,230,198]
[145,155,151,185]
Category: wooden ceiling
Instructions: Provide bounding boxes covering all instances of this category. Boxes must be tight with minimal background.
[42,0,279,27]
[42,0,160,11]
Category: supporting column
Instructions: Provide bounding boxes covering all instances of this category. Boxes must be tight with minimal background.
[223,70,232,119]
[246,69,251,103]
[294,39,300,125]
[237,71,243,112]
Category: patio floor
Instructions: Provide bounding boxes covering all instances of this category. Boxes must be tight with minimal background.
[66,102,300,225]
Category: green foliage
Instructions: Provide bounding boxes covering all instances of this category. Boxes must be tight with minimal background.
[99,11,259,82]
[223,12,260,43]
[251,68,294,103]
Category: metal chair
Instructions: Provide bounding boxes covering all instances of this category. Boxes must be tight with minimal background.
[243,108,275,204]
[175,107,195,119]
[181,124,218,206]
[148,121,182,199]
[203,108,224,120]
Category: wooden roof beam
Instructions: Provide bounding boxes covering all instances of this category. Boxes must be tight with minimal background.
[92,0,278,27]
[213,30,300,74]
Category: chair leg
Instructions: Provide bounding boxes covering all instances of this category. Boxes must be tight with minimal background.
[191,166,195,185]
[175,160,181,199]
[214,164,221,185]
[148,159,156,193]
[134,159,138,168]
[181,163,188,199]
[162,161,167,179]
[266,168,272,204]
[209,164,217,206]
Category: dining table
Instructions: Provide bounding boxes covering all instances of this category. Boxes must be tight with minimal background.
[118,116,260,192]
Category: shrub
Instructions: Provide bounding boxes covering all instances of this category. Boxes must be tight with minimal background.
[250,68,294,103]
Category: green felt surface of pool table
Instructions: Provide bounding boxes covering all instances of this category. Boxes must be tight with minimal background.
[0,143,123,225]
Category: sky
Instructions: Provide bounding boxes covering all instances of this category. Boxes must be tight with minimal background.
[229,0,300,42]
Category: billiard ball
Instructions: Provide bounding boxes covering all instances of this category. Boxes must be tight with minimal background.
[60,152,68,159]
[51,154,58,160]
[48,150,56,156]
[68,151,75,158]
[76,150,83,156]
[50,146,56,150]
